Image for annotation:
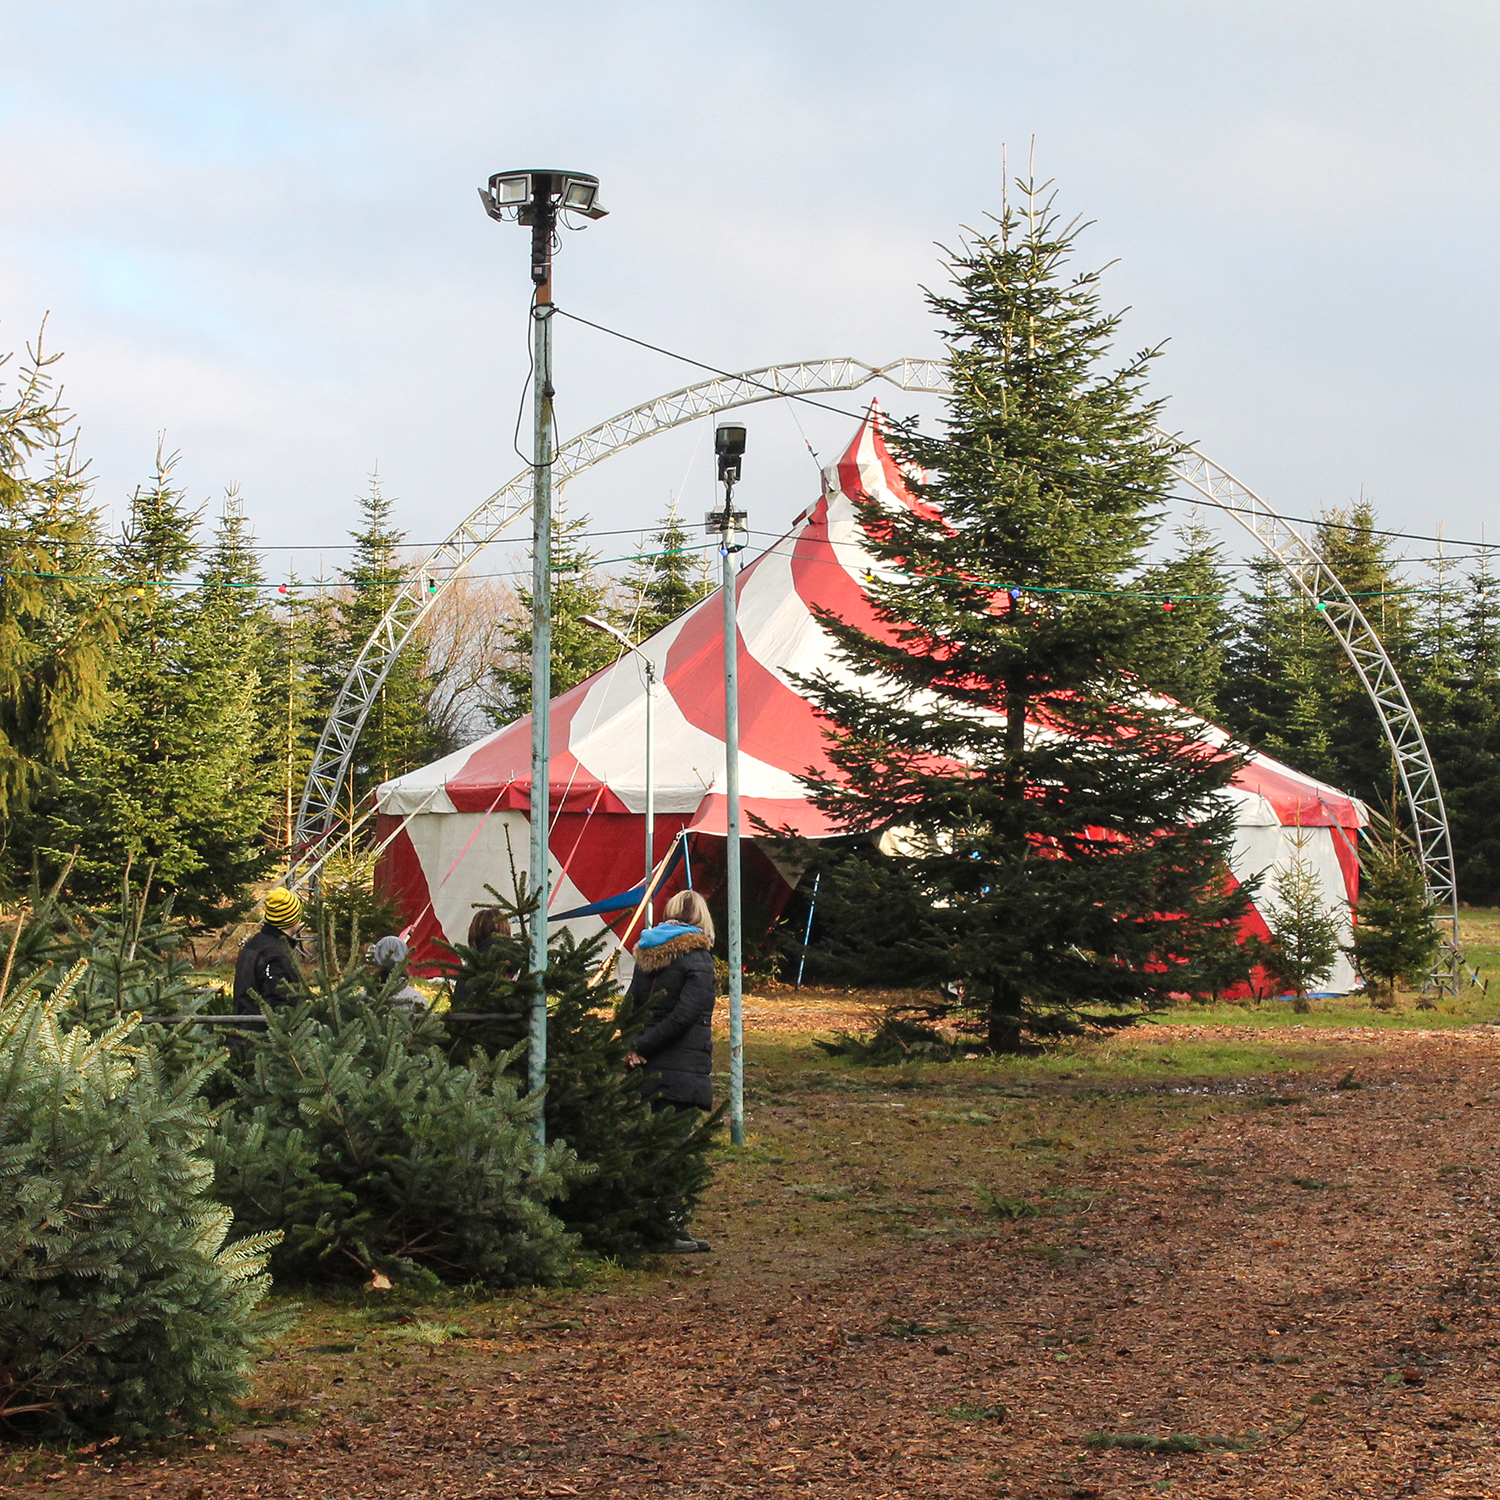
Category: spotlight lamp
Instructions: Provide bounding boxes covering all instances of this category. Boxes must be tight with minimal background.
[714,424,747,485]
[478,169,609,224]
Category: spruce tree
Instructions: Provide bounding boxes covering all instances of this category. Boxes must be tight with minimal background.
[211,977,579,1288]
[1350,837,1439,997]
[0,338,117,817]
[0,968,282,1438]
[622,506,713,639]
[264,572,325,851]
[795,187,1252,1049]
[1314,502,1419,803]
[1133,516,1234,716]
[26,461,272,922]
[337,476,435,799]
[1426,555,1500,902]
[487,504,618,724]
[1220,557,1339,784]
[1260,835,1342,1011]
[182,498,278,899]
[443,887,719,1254]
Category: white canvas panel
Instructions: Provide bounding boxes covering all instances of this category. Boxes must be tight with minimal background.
[1231,823,1359,993]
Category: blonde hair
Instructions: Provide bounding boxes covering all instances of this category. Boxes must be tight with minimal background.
[663,889,714,943]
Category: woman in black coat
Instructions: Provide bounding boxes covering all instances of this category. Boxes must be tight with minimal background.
[625,889,716,1112]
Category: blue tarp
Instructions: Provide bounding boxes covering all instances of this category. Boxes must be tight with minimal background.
[551,838,687,921]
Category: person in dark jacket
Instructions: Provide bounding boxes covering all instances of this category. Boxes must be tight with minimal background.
[625,889,717,1253]
[233,888,305,1014]
[625,889,716,1111]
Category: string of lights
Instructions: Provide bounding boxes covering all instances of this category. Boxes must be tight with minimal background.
[0,531,1457,611]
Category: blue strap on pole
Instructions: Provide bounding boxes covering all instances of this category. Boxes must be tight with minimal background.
[795,871,820,990]
[552,838,685,920]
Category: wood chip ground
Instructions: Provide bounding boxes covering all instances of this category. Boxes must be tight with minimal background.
[11,1014,1500,1498]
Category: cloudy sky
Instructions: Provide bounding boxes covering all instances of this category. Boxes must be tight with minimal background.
[3,0,1498,577]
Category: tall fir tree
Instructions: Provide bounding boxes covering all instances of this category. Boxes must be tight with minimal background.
[1314,501,1419,806]
[337,476,435,801]
[181,497,278,896]
[24,456,272,922]
[1219,503,1417,810]
[0,337,118,819]
[1133,516,1234,716]
[264,573,329,851]
[1219,556,1339,784]
[795,187,1252,1050]
[1433,553,1500,901]
[487,503,617,724]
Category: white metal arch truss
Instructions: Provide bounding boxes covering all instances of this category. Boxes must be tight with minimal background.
[290,359,949,879]
[292,358,1462,991]
[1171,450,1462,989]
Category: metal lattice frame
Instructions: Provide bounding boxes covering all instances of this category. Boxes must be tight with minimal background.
[294,357,1463,991]
[289,359,949,882]
[1171,448,1462,990]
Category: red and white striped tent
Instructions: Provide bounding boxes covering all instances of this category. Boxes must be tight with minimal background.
[376,412,1368,991]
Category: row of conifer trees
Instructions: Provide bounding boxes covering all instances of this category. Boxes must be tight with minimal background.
[0,338,714,923]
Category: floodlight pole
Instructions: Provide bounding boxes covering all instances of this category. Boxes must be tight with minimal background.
[527,198,556,1142]
[709,426,748,1147]
[482,167,608,1147]
[643,657,655,916]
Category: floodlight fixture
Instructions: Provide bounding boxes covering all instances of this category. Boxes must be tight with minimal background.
[481,172,532,218]
[715,423,747,485]
[478,169,608,226]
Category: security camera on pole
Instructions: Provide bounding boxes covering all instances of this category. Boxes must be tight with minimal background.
[479,169,607,1145]
[706,424,748,1147]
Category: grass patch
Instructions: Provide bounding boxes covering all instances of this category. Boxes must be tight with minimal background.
[977,1191,1042,1220]
[946,1401,1008,1422]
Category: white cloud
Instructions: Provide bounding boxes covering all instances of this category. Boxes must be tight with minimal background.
[2,0,1499,559]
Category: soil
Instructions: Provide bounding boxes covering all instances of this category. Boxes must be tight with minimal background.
[10,1012,1500,1498]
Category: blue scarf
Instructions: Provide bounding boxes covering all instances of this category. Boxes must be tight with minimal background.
[636,920,702,950]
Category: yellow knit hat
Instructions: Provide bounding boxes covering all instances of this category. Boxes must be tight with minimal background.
[263,888,303,927]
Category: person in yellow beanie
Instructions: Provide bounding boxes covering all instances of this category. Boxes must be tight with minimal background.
[233,887,305,1014]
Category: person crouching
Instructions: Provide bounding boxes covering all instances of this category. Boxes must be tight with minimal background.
[371,934,428,1011]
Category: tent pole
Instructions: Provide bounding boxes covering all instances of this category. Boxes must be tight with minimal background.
[795,871,820,990]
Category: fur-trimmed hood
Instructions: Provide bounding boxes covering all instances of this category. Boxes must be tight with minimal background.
[631,930,714,972]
